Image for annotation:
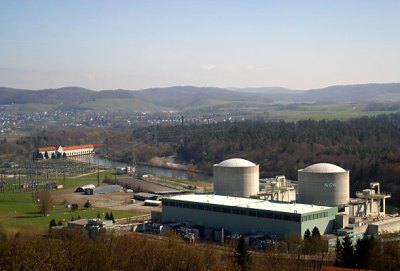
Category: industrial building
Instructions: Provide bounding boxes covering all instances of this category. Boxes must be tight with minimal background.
[162,194,337,236]
[156,159,400,241]
[298,163,350,206]
[213,158,259,198]
[257,175,296,202]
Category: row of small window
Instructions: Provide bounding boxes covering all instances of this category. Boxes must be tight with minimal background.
[301,212,328,222]
[163,201,301,222]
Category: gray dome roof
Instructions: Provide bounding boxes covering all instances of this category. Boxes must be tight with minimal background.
[302,163,346,173]
[215,158,256,168]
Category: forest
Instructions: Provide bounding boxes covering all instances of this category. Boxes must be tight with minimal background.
[3,113,400,206]
[0,228,399,271]
[133,114,400,206]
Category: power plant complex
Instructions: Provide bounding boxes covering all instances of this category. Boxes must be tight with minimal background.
[158,158,398,245]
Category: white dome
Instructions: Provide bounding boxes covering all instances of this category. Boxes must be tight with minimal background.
[302,163,346,173]
[215,158,256,168]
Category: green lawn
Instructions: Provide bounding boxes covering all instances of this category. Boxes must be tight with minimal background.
[0,171,143,234]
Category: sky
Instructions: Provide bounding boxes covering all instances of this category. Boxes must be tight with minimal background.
[0,0,399,90]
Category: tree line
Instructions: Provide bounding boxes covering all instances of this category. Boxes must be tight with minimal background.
[132,114,400,205]
[5,114,400,205]
[1,229,400,271]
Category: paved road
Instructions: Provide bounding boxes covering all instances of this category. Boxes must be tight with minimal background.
[118,177,182,194]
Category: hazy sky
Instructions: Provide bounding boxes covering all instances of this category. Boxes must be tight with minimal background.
[1,1,399,90]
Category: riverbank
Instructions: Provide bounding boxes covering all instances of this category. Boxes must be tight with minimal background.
[142,156,204,173]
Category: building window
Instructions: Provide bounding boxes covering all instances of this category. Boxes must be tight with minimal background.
[190,204,197,209]
[293,216,301,222]
[212,206,221,212]
[176,202,182,208]
[222,207,231,213]
[265,212,273,219]
[205,206,211,211]
[198,205,205,210]
[248,211,256,217]
[257,212,265,218]
[240,210,247,216]
[232,209,240,215]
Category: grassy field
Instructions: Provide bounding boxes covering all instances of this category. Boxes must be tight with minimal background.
[266,103,400,121]
[0,170,143,234]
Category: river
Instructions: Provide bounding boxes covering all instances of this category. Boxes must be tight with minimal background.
[72,155,211,181]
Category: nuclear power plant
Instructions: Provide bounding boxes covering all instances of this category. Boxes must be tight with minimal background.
[158,158,400,244]
[297,163,350,206]
[213,158,259,198]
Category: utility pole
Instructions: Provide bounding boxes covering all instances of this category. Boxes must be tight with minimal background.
[129,131,136,176]
[97,160,100,187]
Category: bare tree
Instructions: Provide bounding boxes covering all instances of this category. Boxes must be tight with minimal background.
[36,191,53,216]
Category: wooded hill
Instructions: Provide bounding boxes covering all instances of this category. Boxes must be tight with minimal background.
[1,83,400,111]
[131,114,400,206]
[5,113,400,206]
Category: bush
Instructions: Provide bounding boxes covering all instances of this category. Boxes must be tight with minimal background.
[71,204,79,212]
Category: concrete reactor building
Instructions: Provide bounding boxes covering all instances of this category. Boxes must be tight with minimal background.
[298,163,350,206]
[213,158,259,198]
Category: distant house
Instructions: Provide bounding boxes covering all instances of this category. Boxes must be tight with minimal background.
[67,218,116,237]
[60,144,95,157]
[37,144,102,159]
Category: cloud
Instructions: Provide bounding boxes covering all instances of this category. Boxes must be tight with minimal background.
[201,64,217,71]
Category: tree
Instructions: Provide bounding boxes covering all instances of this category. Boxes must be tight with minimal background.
[49,218,56,228]
[51,152,56,159]
[354,235,376,268]
[336,235,355,268]
[57,152,61,159]
[234,235,251,271]
[84,200,91,209]
[62,152,67,159]
[44,151,49,159]
[97,212,100,219]
[36,191,53,216]
[71,203,79,212]
[109,212,115,223]
[57,220,63,226]
[311,226,320,238]
[105,212,110,220]
[303,229,311,240]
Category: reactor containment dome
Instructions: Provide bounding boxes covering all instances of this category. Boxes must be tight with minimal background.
[297,163,349,206]
[213,158,259,198]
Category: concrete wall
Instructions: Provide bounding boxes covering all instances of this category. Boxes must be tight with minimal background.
[213,165,259,197]
[162,205,300,236]
[368,217,400,234]
[298,170,349,206]
[162,204,337,237]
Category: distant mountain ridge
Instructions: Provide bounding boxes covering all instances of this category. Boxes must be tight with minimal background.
[1,83,400,110]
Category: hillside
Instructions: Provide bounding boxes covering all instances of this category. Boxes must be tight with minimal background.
[1,83,400,111]
[298,83,400,103]
[132,86,273,109]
